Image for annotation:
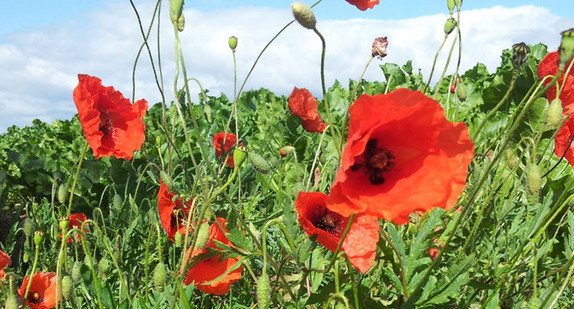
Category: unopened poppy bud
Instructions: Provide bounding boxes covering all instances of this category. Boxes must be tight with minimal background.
[511,42,530,68]
[59,216,69,231]
[559,28,574,68]
[233,145,248,169]
[546,98,563,129]
[23,218,34,237]
[72,261,82,283]
[61,276,73,300]
[34,231,44,247]
[99,257,111,274]
[505,149,517,169]
[280,146,295,157]
[58,183,68,204]
[113,193,123,210]
[291,2,316,30]
[257,272,271,309]
[444,18,457,36]
[195,221,210,250]
[371,37,388,60]
[203,104,213,123]
[229,36,238,51]
[170,0,184,24]
[4,294,18,309]
[447,0,455,15]
[153,262,167,290]
[456,83,467,101]
[177,14,185,32]
[174,231,182,248]
[527,163,541,195]
[160,171,173,189]
[250,152,271,174]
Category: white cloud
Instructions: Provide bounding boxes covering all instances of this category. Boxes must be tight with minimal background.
[0,2,571,132]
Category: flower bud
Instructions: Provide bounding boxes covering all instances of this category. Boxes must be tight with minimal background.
[257,272,271,309]
[559,28,574,68]
[280,146,295,157]
[511,42,530,69]
[34,231,44,247]
[153,262,167,290]
[505,149,517,170]
[444,18,457,36]
[72,261,82,283]
[454,0,462,9]
[174,231,182,248]
[456,83,467,101]
[546,98,563,130]
[160,171,173,189]
[61,275,73,300]
[447,0,455,15]
[195,221,210,250]
[250,152,271,174]
[58,183,68,204]
[4,294,18,309]
[113,193,123,211]
[371,37,388,60]
[291,2,316,30]
[233,145,248,169]
[203,104,213,123]
[99,257,111,275]
[170,0,184,24]
[527,163,541,195]
[23,218,34,238]
[228,36,238,51]
[177,14,185,32]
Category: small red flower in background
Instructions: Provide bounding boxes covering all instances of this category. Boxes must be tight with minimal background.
[18,271,59,309]
[429,248,439,260]
[73,74,148,160]
[326,88,474,224]
[295,192,379,273]
[158,180,193,241]
[555,115,574,166]
[345,0,380,11]
[0,249,11,281]
[288,87,327,133]
[537,51,574,113]
[182,218,243,295]
[213,132,240,168]
[60,213,89,244]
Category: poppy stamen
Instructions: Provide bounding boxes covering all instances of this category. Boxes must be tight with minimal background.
[352,139,395,185]
[99,110,114,135]
[311,207,345,237]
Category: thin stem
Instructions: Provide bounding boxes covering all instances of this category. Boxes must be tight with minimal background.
[380,227,409,300]
[325,214,355,273]
[424,35,449,93]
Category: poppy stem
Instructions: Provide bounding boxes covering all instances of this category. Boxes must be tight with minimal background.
[379,227,409,300]
[324,214,355,274]
[23,239,40,304]
[424,35,449,93]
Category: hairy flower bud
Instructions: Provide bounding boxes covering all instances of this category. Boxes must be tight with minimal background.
[546,98,563,130]
[291,2,316,30]
[72,261,82,283]
[228,36,238,51]
[113,193,123,211]
[153,262,167,290]
[280,146,295,157]
[444,18,457,36]
[195,221,210,250]
[61,275,73,300]
[250,152,272,174]
[559,28,574,68]
[23,218,34,238]
[257,272,271,309]
[58,183,68,204]
[160,171,173,190]
[174,231,182,248]
[99,257,111,275]
[505,149,517,170]
[527,163,541,195]
[456,83,467,101]
[4,294,18,309]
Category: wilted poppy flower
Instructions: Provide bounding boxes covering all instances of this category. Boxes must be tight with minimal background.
[60,213,89,244]
[555,114,574,166]
[288,87,328,133]
[158,180,193,242]
[326,88,474,224]
[0,249,11,281]
[295,192,379,273]
[18,271,59,309]
[345,0,380,11]
[213,132,240,168]
[182,218,243,295]
[73,74,148,160]
[537,51,574,113]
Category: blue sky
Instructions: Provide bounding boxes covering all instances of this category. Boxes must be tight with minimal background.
[0,1,572,132]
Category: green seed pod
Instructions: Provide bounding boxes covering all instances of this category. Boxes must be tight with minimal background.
[177,14,185,32]
[34,231,44,247]
[160,171,173,189]
[113,193,123,211]
[559,28,574,68]
[527,163,541,195]
[291,2,316,30]
[58,183,68,204]
[72,261,82,283]
[4,294,18,309]
[447,0,455,14]
[153,262,167,290]
[456,83,467,101]
[454,0,462,9]
[23,217,34,238]
[61,275,74,300]
[250,152,272,174]
[170,0,184,24]
[195,221,210,250]
[233,145,249,169]
[444,18,457,36]
[257,272,271,309]
[99,257,111,274]
[546,98,563,130]
[228,36,238,51]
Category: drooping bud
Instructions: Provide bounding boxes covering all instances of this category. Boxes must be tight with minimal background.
[527,163,541,195]
[250,152,272,174]
[195,221,210,250]
[559,28,574,68]
[447,0,455,15]
[456,83,467,101]
[61,276,73,300]
[160,171,173,189]
[58,183,68,204]
[444,18,457,36]
[170,0,184,24]
[153,262,167,290]
[291,2,316,30]
[371,37,388,60]
[228,36,238,51]
[4,294,18,309]
[280,146,295,157]
[203,104,213,123]
[34,231,44,247]
[546,98,563,130]
[257,272,271,309]
[511,42,530,69]
[72,261,82,283]
[113,193,123,211]
[177,14,185,32]
[23,218,34,238]
[505,148,517,170]
[99,257,111,275]
[233,145,248,169]
[174,231,183,248]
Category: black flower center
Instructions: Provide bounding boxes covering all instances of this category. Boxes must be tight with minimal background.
[99,110,114,135]
[312,207,345,237]
[350,139,395,185]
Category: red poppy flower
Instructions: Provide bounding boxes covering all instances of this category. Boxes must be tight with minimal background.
[326,88,474,224]
[345,0,380,11]
[60,213,89,244]
[158,180,193,242]
[537,51,574,113]
[18,271,59,309]
[73,74,148,160]
[295,192,379,273]
[0,250,11,281]
[288,87,327,133]
[555,114,574,166]
[213,132,240,168]
[182,218,243,295]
